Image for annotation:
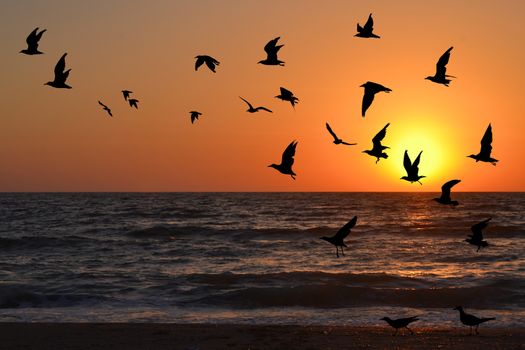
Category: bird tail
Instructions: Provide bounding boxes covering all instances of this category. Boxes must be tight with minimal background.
[479,317,495,323]
[446,75,457,78]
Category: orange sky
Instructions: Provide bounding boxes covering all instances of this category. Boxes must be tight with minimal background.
[1,0,524,191]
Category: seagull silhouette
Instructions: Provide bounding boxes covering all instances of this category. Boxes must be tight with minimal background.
[20,27,46,55]
[326,122,356,146]
[401,150,425,185]
[98,101,112,117]
[360,82,391,117]
[468,124,498,165]
[320,216,357,258]
[355,13,380,38]
[466,218,491,252]
[44,53,72,89]
[453,306,495,335]
[275,87,299,109]
[363,123,390,163]
[128,98,139,109]
[122,90,132,101]
[425,47,455,86]
[433,179,461,206]
[380,316,419,336]
[190,111,202,124]
[258,37,285,66]
[239,97,272,113]
[268,140,297,180]
[195,55,220,73]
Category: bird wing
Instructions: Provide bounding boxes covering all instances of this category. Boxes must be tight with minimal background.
[411,151,423,175]
[361,89,375,117]
[341,141,357,146]
[280,87,293,98]
[436,47,453,77]
[372,123,389,147]
[204,58,217,72]
[98,101,107,108]
[264,37,281,54]
[26,27,39,45]
[470,218,491,240]
[281,141,297,167]
[334,216,357,240]
[239,97,253,109]
[255,106,272,113]
[325,122,338,141]
[403,150,412,174]
[54,53,67,76]
[35,28,46,41]
[441,179,461,201]
[363,14,374,32]
[479,124,493,157]
[195,56,204,71]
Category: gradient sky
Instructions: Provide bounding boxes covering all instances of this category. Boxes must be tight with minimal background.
[1,0,524,191]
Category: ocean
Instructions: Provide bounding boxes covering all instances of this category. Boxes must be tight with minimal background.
[0,193,523,327]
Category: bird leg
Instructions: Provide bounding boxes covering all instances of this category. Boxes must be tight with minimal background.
[406,326,414,335]
[335,247,339,258]
[393,328,398,336]
[477,246,481,252]
[418,181,423,185]
[375,158,380,164]
[290,175,296,180]
[341,246,345,256]
[475,325,479,335]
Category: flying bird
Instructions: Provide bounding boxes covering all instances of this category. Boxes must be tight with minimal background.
[320,216,357,258]
[425,47,455,86]
[268,140,298,180]
[355,13,380,38]
[122,90,132,101]
[325,123,356,146]
[98,101,112,117]
[190,111,202,124]
[468,124,498,165]
[363,123,390,163]
[275,87,299,109]
[466,218,491,252]
[128,98,139,109]
[360,81,391,117]
[401,150,425,185]
[44,53,72,89]
[239,97,272,113]
[258,37,285,66]
[20,27,46,55]
[433,179,461,206]
[195,55,220,73]
[453,306,495,335]
[380,316,419,336]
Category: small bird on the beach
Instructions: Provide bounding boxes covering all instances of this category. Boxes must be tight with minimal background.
[466,218,491,252]
[20,27,46,55]
[98,101,112,117]
[128,98,139,109]
[122,90,133,101]
[326,122,356,146]
[401,150,425,185]
[363,123,390,163]
[433,179,461,206]
[320,216,357,258]
[268,140,298,180]
[258,37,285,66]
[239,97,272,113]
[453,306,495,335]
[360,81,391,117]
[425,47,455,86]
[195,55,220,73]
[190,111,202,124]
[355,13,380,39]
[44,53,72,89]
[468,124,498,165]
[275,87,299,109]
[380,316,419,336]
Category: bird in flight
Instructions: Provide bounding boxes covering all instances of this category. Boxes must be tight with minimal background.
[122,90,133,101]
[466,218,491,252]
[268,140,298,180]
[258,37,285,66]
[98,101,112,117]
[195,55,220,73]
[355,13,380,38]
[275,87,299,109]
[20,27,46,55]
[239,97,272,113]
[453,306,495,335]
[128,98,139,109]
[425,47,455,86]
[320,216,357,258]
[44,53,72,89]
[360,82,391,117]
[433,179,461,206]
[363,123,390,163]
[190,111,202,124]
[325,122,356,146]
[380,316,419,336]
[401,150,425,184]
[468,123,498,165]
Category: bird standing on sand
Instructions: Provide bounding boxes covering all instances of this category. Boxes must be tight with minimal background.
[98,101,112,117]
[44,53,72,89]
[195,55,220,73]
[326,122,356,146]
[355,14,380,38]
[466,218,491,252]
[268,140,298,180]
[128,98,139,109]
[401,150,425,185]
[239,97,272,113]
[20,27,46,55]
[425,47,455,86]
[190,111,202,124]
[433,179,461,206]
[258,37,285,66]
[275,87,299,109]
[122,90,133,101]
[380,316,419,336]
[468,124,498,165]
[320,216,357,258]
[363,123,390,163]
[360,82,391,117]
[453,306,495,335]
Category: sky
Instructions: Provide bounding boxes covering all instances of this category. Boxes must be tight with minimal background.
[1,0,524,192]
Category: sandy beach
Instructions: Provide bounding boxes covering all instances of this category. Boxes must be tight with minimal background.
[1,323,522,350]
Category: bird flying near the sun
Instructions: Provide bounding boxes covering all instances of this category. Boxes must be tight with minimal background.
[380,316,419,336]
[401,150,425,185]
[128,98,139,109]
[258,37,285,66]
[325,122,357,146]
[433,179,461,206]
[320,216,357,258]
[189,111,202,124]
[466,218,491,252]
[20,27,46,55]
[44,53,72,89]
[425,47,455,86]
[453,306,495,335]
[360,81,391,117]
[468,123,498,165]
[195,55,220,73]
[363,123,390,163]
[268,140,298,180]
[98,101,112,117]
[122,90,132,101]
[275,87,299,109]
[355,13,380,39]
[239,97,272,113]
